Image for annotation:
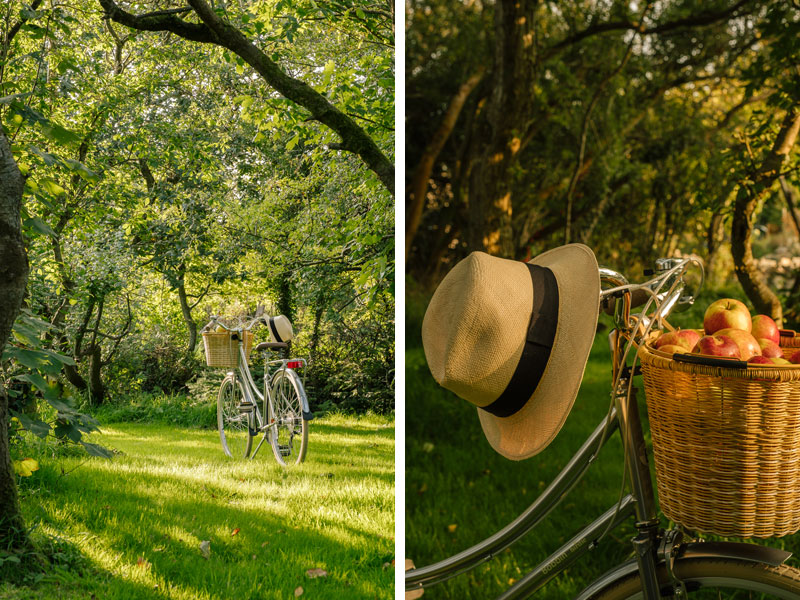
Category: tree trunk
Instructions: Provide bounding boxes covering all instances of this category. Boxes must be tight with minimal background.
[705,209,726,284]
[176,270,198,353]
[0,130,32,552]
[88,345,105,404]
[467,0,538,257]
[732,110,800,326]
[406,69,484,256]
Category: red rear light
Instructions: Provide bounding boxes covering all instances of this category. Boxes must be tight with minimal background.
[287,360,303,369]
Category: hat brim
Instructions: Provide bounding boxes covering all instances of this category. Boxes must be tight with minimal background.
[477,243,600,460]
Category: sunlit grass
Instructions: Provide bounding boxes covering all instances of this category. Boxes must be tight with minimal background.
[8,415,394,599]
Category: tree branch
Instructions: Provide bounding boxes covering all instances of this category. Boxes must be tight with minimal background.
[547,0,757,55]
[99,0,395,194]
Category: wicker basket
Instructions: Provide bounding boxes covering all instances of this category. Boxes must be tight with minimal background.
[640,331,800,538]
[202,330,254,368]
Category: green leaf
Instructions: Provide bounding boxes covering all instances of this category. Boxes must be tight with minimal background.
[39,178,66,197]
[81,441,113,459]
[23,216,56,237]
[286,134,300,151]
[10,410,51,439]
[355,8,365,19]
[322,60,335,87]
[54,420,82,443]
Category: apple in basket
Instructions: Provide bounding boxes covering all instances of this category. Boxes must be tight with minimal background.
[654,329,701,352]
[757,338,783,359]
[752,314,780,344]
[657,344,686,355]
[692,334,740,358]
[703,299,752,334]
[772,357,792,365]
[747,355,773,365]
[714,328,761,361]
[790,351,800,365]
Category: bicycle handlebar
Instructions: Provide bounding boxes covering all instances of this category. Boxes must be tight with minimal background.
[600,255,704,336]
[203,315,270,333]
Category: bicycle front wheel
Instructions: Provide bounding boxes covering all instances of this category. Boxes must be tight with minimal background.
[217,375,253,459]
[590,559,800,599]
[269,369,308,466]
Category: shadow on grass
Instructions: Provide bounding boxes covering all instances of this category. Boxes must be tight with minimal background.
[16,418,394,600]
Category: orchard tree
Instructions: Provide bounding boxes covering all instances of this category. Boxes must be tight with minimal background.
[99,0,395,194]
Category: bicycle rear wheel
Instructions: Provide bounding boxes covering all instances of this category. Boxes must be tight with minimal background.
[217,375,253,459]
[589,559,800,599]
[269,369,308,466]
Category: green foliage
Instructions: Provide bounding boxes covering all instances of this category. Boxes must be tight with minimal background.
[90,391,216,429]
[1,0,393,416]
[3,311,111,459]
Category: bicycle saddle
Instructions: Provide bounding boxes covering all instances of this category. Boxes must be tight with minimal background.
[256,342,288,351]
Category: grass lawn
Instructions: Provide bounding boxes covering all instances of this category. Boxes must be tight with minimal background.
[406,323,800,599]
[5,413,394,600]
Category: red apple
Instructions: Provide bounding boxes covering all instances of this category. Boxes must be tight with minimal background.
[748,355,773,365]
[703,299,752,334]
[654,329,701,352]
[692,334,740,358]
[751,314,780,344]
[657,344,687,355]
[772,357,792,365]
[715,328,761,361]
[790,351,800,365]
[757,338,782,359]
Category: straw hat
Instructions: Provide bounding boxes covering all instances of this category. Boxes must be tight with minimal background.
[267,315,294,343]
[422,244,599,460]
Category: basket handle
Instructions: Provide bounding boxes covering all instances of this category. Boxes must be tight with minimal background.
[673,353,748,369]
[780,329,797,338]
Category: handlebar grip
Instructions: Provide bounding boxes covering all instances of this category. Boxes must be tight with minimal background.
[673,353,748,370]
[629,287,651,308]
[601,287,653,315]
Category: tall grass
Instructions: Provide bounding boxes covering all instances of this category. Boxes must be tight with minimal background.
[6,414,394,599]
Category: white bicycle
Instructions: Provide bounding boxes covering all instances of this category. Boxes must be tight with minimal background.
[203,315,312,466]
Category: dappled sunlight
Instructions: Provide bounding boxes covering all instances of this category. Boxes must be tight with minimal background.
[19,416,394,599]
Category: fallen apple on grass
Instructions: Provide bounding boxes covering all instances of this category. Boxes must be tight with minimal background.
[692,334,740,358]
[703,298,752,334]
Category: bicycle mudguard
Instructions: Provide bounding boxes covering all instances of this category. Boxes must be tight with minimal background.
[573,541,792,599]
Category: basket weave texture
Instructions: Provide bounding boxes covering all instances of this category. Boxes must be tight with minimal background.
[202,331,254,368]
[640,332,800,538]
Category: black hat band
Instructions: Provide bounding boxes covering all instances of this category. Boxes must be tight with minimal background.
[480,263,559,418]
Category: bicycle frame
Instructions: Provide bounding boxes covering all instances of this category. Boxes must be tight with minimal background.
[405,258,793,599]
[229,334,311,460]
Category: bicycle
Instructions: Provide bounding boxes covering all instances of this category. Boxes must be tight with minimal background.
[202,315,312,466]
[406,254,800,599]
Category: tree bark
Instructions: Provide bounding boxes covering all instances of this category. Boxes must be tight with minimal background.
[176,269,198,354]
[99,0,395,195]
[406,69,484,256]
[467,0,538,257]
[0,130,32,551]
[731,110,800,325]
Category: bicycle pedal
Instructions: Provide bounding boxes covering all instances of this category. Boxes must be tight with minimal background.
[278,445,291,456]
[238,403,254,414]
